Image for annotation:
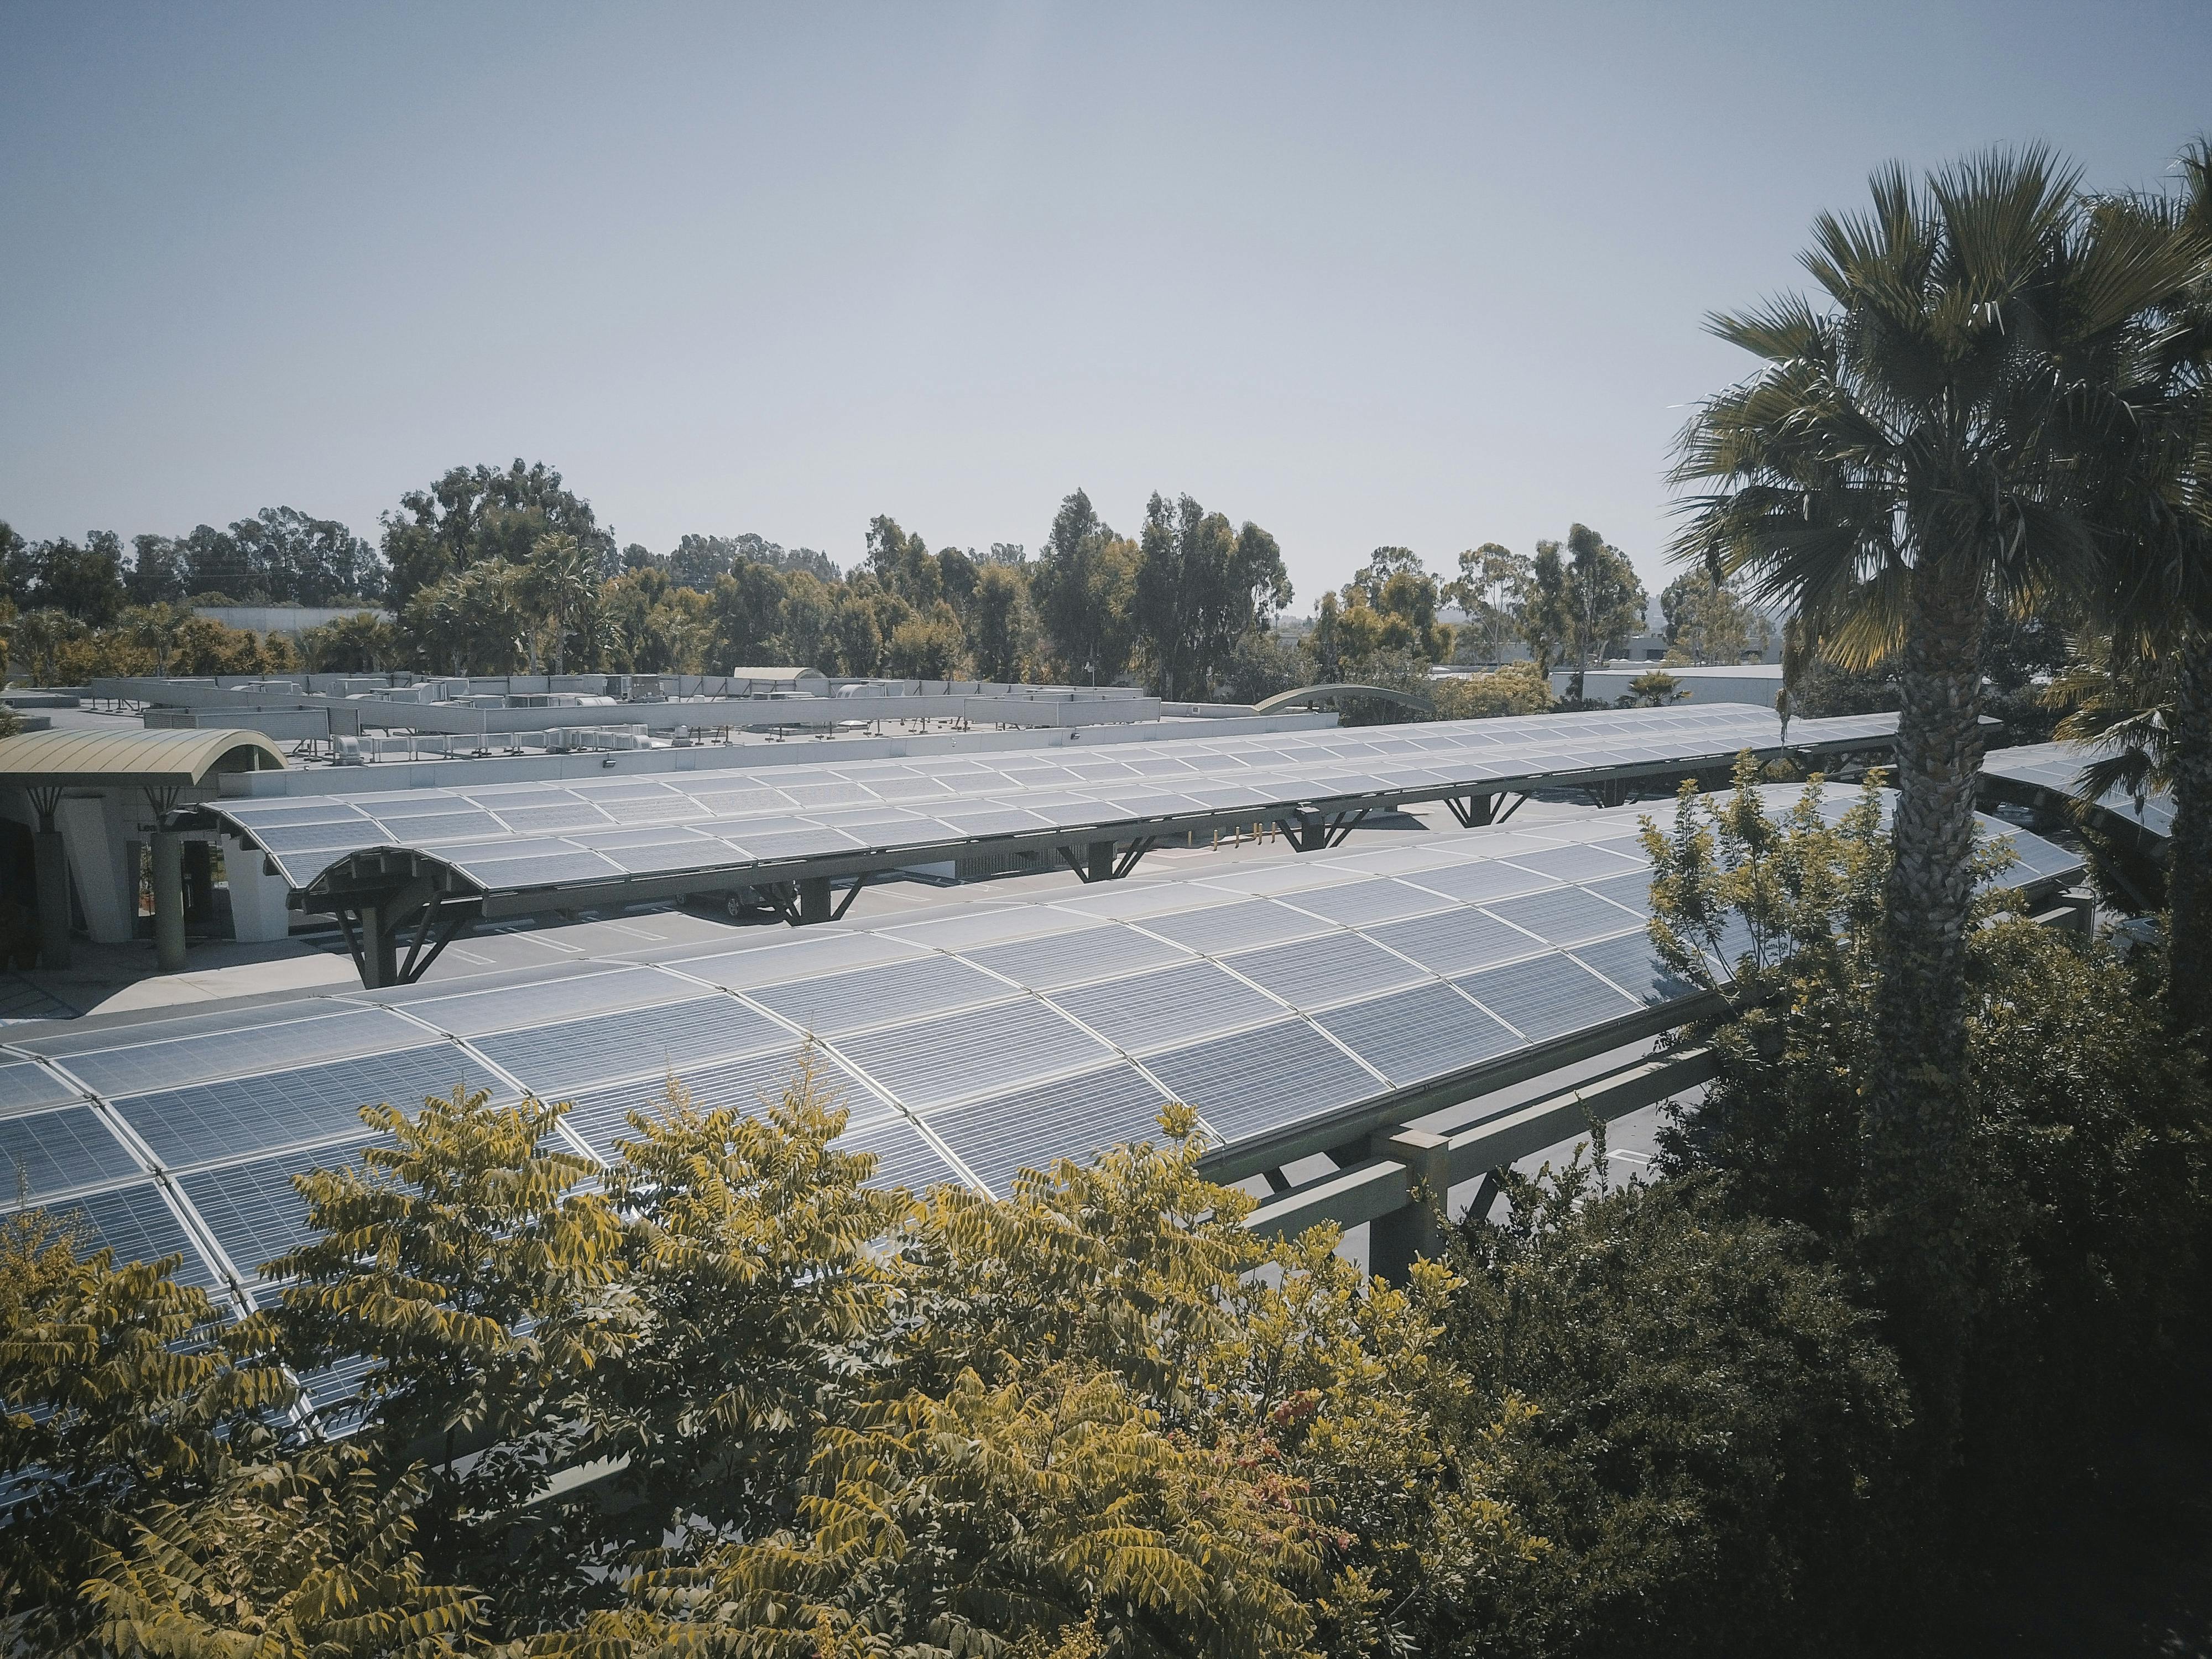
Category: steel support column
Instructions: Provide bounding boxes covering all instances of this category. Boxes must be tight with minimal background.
[29,786,70,969]
[798,875,832,925]
[1086,839,1115,882]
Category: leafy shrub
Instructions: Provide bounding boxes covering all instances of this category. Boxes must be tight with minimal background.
[1645,766,2212,1498]
[1431,661,1553,719]
[1437,1162,1912,1659]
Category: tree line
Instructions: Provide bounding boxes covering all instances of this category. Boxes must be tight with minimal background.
[6,458,1770,705]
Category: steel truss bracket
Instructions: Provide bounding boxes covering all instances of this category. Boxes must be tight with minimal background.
[1443,791,1528,828]
[1276,808,1370,853]
[1113,836,1156,879]
[830,870,870,921]
[766,873,870,927]
[1057,837,1156,882]
[332,888,482,989]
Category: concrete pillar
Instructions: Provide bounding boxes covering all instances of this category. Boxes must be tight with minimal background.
[798,876,832,925]
[32,819,70,970]
[1369,1128,1452,1286]
[59,796,133,944]
[151,831,186,972]
[226,841,293,942]
[1085,839,1115,882]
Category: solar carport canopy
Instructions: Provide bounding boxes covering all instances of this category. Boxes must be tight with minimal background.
[7,784,2077,1416]
[1981,740,2173,839]
[205,704,1900,907]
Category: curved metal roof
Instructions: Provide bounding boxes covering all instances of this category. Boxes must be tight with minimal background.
[1252,683,1437,716]
[0,726,286,788]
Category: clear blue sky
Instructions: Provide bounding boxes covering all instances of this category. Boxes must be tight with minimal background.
[2,1,2205,606]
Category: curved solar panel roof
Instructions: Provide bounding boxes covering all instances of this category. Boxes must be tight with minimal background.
[6,781,2078,1425]
[1981,740,2172,839]
[205,705,1901,900]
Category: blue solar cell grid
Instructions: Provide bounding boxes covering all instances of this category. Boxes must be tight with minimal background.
[32,782,2083,1292]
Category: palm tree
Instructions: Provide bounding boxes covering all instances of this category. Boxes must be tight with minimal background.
[523,533,599,676]
[1671,147,2195,1399]
[2069,140,2212,1038]
[12,609,80,687]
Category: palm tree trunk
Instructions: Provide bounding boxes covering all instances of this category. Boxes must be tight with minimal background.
[1862,554,1987,1427]
[2169,630,2212,1042]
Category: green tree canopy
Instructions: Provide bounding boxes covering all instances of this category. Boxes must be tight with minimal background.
[1131,492,1292,700]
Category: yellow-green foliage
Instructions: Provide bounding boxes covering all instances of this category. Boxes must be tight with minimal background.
[76,1448,479,1658]
[571,1057,913,1558]
[1429,662,1553,721]
[0,1209,294,1649]
[251,1086,631,1618]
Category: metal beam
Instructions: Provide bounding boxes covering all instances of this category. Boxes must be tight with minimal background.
[29,785,70,969]
[830,871,871,921]
[1244,1045,1720,1245]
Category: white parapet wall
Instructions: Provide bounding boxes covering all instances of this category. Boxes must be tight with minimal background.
[1551,663,1785,709]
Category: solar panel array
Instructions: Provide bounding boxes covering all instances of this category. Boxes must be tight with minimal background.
[208,705,1901,896]
[6,781,2079,1432]
[1981,740,2174,838]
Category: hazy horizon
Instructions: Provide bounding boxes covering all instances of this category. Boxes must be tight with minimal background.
[4,1,2206,603]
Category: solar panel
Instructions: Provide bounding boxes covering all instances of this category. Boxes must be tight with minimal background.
[0,1105,142,1200]
[397,966,701,1036]
[674,930,927,991]
[1455,953,1640,1042]
[116,1044,502,1169]
[1143,1020,1384,1142]
[474,997,789,1090]
[0,1058,81,1115]
[833,1000,1113,1110]
[1280,877,1457,927]
[1050,960,1286,1054]
[1398,859,1558,905]
[746,955,1017,1039]
[1139,898,1334,955]
[61,1183,221,1291]
[217,704,1903,894]
[1501,842,1648,883]
[555,1045,867,1160]
[1363,907,1550,977]
[1981,741,2173,836]
[1220,931,1428,1010]
[832,1114,966,1192]
[1483,886,1646,948]
[46,782,2082,1292]
[444,851,623,889]
[56,1006,429,1097]
[1317,983,1524,1086]
[178,1140,374,1283]
[1568,931,1692,1006]
[925,1063,1175,1196]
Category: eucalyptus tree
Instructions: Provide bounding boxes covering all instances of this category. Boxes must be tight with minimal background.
[1131,492,1292,701]
[1670,147,2195,1405]
[1562,523,1645,696]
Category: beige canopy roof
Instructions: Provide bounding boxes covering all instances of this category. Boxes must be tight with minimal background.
[0,727,286,789]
